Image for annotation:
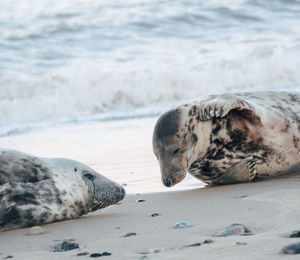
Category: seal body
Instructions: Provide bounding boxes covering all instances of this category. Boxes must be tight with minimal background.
[0,149,125,231]
[153,91,300,187]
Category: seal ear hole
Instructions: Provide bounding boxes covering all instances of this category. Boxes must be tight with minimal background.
[74,168,78,172]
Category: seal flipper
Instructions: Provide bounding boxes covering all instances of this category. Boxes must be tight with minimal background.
[211,157,257,185]
[197,93,261,124]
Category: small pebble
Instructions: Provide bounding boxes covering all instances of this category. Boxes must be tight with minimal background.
[151,213,160,217]
[149,248,162,253]
[123,232,136,237]
[77,252,89,256]
[53,240,79,252]
[203,239,214,244]
[233,195,248,199]
[236,242,247,246]
[140,248,163,254]
[27,226,45,236]
[90,253,102,258]
[136,199,145,203]
[90,252,111,258]
[290,231,300,238]
[217,224,252,237]
[185,242,201,247]
[174,221,190,228]
[281,242,300,254]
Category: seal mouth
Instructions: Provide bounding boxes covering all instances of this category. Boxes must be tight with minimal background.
[86,180,126,211]
[162,170,187,187]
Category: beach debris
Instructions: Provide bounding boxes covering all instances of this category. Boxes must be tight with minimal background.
[236,242,247,246]
[184,239,214,248]
[233,195,248,199]
[174,221,190,228]
[217,224,252,237]
[185,242,202,247]
[140,248,163,254]
[90,252,111,257]
[53,240,79,252]
[281,242,300,254]
[27,226,45,236]
[77,252,89,256]
[290,231,300,238]
[151,213,160,217]
[136,199,145,203]
[123,232,136,237]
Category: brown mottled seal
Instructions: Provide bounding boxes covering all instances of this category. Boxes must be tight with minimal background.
[0,149,126,232]
[153,91,300,187]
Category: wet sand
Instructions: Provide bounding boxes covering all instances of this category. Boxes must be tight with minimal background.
[0,117,300,259]
[1,176,300,259]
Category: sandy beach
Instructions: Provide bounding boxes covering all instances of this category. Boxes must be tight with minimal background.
[1,117,300,259]
[0,174,300,259]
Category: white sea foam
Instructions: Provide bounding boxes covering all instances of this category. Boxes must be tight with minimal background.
[0,44,299,128]
[0,0,300,131]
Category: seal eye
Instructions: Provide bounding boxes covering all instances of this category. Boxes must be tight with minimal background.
[172,148,183,156]
[84,173,95,181]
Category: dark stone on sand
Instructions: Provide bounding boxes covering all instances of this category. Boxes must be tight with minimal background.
[77,252,89,256]
[123,232,136,237]
[233,195,248,199]
[290,231,300,238]
[90,252,111,257]
[281,242,300,254]
[151,213,160,217]
[203,239,214,244]
[90,253,102,258]
[53,241,79,252]
[185,242,201,247]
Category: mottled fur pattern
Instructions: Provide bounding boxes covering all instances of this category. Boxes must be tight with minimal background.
[0,149,125,232]
[153,91,300,187]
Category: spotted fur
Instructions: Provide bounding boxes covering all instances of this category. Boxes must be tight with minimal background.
[0,149,125,232]
[153,91,300,187]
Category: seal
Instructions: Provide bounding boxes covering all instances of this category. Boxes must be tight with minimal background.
[153,91,300,187]
[0,149,126,232]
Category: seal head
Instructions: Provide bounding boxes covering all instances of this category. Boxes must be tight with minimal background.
[152,108,200,187]
[46,157,126,212]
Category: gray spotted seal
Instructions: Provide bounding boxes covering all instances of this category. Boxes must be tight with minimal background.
[0,149,126,232]
[153,91,300,187]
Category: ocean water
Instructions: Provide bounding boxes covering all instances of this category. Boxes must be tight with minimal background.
[0,0,300,192]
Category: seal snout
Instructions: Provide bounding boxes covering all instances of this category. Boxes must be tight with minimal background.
[115,185,126,202]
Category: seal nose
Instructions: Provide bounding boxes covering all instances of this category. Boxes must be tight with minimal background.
[163,178,172,187]
[115,186,126,201]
